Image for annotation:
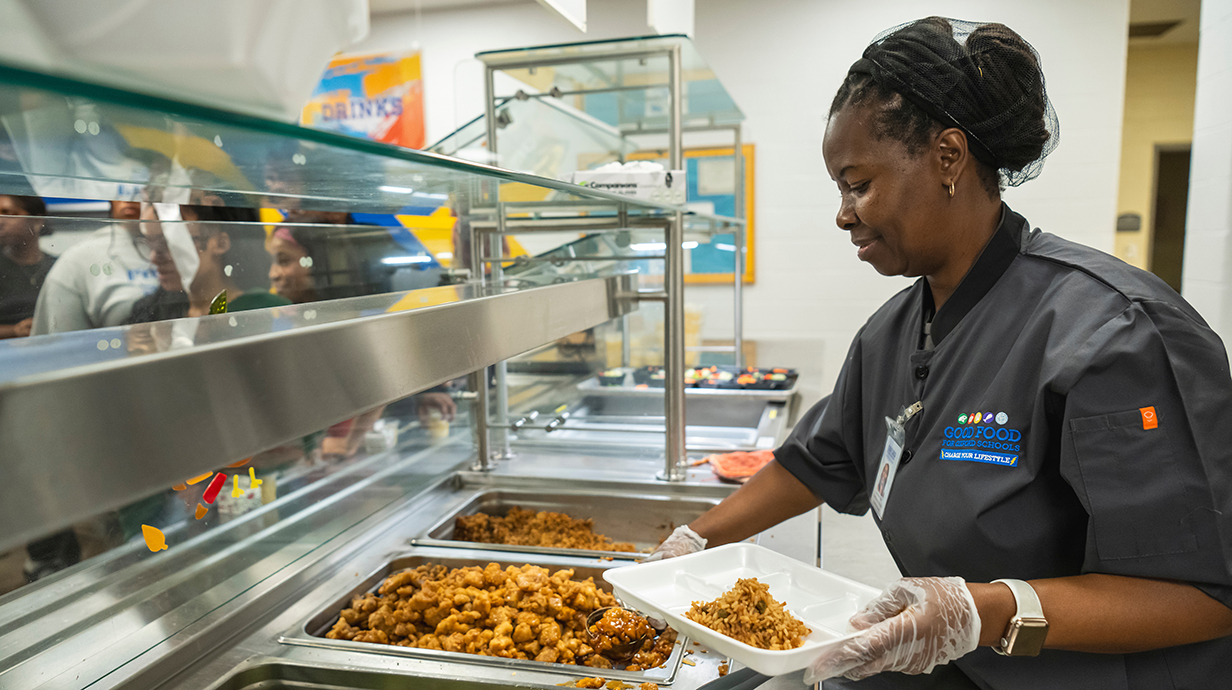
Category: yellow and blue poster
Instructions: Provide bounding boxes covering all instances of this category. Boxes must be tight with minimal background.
[302,51,425,150]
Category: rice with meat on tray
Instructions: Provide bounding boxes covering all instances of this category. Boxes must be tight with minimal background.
[685,578,810,650]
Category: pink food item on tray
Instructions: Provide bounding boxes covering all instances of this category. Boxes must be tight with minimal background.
[707,450,775,482]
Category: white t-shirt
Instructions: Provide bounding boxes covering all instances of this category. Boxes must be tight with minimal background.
[32,224,159,334]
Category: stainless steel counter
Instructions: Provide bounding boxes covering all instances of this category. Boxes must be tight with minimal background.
[0,440,816,690]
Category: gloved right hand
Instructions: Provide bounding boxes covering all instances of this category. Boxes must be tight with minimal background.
[804,577,981,683]
[643,524,707,561]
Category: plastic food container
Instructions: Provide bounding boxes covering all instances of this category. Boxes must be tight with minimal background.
[598,368,628,386]
[604,543,881,676]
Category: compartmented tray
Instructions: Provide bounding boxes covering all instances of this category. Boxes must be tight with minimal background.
[284,546,687,683]
[604,544,880,676]
[411,488,720,560]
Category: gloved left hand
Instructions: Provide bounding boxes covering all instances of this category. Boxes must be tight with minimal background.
[642,524,707,562]
[804,576,981,683]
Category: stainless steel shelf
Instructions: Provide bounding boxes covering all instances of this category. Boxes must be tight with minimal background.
[576,375,799,403]
[0,274,638,552]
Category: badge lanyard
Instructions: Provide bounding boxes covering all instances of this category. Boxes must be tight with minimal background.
[870,401,922,519]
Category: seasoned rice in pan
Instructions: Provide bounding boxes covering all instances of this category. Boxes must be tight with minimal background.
[685,578,810,650]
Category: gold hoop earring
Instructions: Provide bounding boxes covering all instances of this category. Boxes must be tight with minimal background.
[948,181,955,199]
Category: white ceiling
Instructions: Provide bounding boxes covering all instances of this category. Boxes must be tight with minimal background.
[1129,0,1201,44]
[368,0,1203,45]
[369,0,531,15]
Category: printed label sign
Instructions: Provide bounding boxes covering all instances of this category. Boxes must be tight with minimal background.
[940,448,1019,467]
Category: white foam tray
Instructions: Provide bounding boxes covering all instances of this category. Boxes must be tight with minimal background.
[604,543,881,676]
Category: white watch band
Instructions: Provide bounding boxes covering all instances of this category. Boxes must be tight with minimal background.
[992,579,1044,619]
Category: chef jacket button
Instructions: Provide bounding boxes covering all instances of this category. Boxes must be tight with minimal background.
[914,366,929,380]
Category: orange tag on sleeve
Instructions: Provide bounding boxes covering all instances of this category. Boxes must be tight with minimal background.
[1140,406,1158,430]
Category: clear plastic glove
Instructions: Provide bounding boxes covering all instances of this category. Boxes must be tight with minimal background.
[804,577,980,683]
[643,525,707,561]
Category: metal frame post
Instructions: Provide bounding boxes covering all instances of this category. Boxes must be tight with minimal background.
[618,202,632,368]
[466,199,494,470]
[621,316,632,368]
[662,211,687,481]
[733,124,745,368]
[468,369,492,471]
[471,59,498,466]
[484,66,498,165]
[491,204,512,459]
[661,44,687,481]
[476,65,511,462]
[668,46,683,173]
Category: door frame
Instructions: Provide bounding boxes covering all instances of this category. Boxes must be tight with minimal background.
[1148,142,1192,273]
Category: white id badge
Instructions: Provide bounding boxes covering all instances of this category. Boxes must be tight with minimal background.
[870,418,904,519]
[870,402,921,519]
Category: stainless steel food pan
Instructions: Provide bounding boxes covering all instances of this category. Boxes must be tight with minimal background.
[412,489,720,560]
[283,546,686,684]
[210,661,551,690]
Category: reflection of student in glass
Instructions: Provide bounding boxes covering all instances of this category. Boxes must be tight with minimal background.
[31,201,158,333]
[128,202,289,323]
[0,195,55,339]
[2,201,79,583]
[265,219,380,305]
[265,226,319,304]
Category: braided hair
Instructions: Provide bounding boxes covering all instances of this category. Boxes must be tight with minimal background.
[829,17,1058,197]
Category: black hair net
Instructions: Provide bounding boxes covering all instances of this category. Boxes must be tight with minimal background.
[848,17,1059,187]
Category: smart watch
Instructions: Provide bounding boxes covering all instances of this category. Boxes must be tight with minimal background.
[991,579,1049,657]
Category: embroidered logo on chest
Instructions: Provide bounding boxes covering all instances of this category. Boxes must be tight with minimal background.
[941,410,1022,467]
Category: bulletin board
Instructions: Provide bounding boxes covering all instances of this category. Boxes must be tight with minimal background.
[630,144,755,285]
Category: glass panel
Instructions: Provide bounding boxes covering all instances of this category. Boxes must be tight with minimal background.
[0,206,650,384]
[0,198,735,383]
[0,207,458,375]
[0,62,685,215]
[477,35,744,131]
[498,229,666,286]
[428,96,638,175]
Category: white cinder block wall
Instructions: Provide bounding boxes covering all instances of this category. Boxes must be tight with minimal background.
[355,0,1129,393]
[1182,0,1232,351]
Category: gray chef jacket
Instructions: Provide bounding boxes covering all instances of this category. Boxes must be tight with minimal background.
[776,205,1232,690]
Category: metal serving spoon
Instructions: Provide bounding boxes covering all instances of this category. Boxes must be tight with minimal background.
[585,606,662,661]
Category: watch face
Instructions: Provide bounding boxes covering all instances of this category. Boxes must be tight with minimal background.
[1003,618,1049,656]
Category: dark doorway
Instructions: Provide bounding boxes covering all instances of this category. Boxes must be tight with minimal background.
[1150,147,1191,293]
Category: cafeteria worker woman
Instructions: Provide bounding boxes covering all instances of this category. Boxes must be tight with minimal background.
[650,17,1232,690]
